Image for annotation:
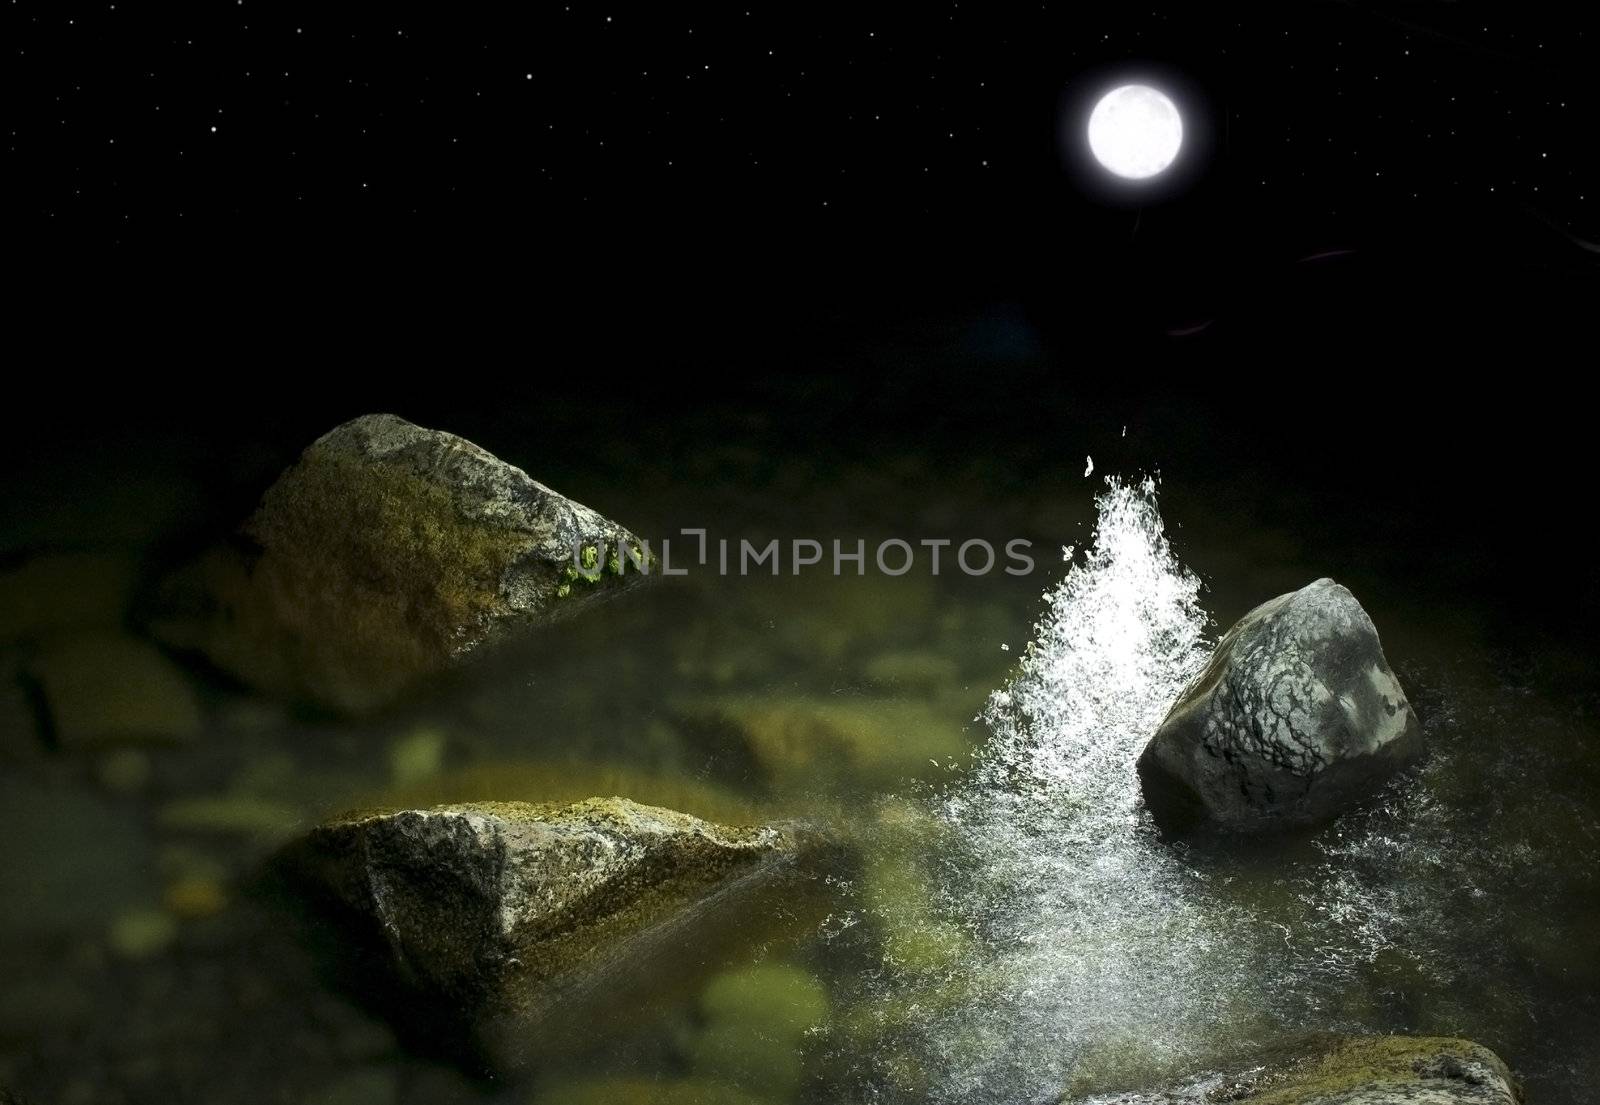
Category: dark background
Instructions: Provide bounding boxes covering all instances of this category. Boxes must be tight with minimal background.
[10,3,1600,655]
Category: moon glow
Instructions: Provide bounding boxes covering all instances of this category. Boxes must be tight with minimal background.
[1087,84,1183,180]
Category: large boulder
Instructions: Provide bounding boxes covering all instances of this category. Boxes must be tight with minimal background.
[284,797,824,1070]
[153,414,643,713]
[1138,578,1421,833]
[1065,1034,1519,1104]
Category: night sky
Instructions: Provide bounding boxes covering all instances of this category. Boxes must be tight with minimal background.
[8,3,1600,644]
[12,5,1600,380]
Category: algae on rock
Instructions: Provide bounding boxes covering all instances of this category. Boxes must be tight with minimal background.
[285,796,830,1071]
[153,413,644,714]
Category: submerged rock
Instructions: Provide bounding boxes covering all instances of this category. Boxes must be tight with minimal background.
[285,797,823,1069]
[683,962,830,1098]
[1137,578,1421,833]
[1065,1033,1519,1104]
[26,633,203,748]
[674,696,972,792]
[153,413,643,714]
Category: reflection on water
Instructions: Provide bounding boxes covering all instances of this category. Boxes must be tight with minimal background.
[1,432,1597,1105]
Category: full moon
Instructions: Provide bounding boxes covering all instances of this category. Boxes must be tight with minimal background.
[1087,84,1183,180]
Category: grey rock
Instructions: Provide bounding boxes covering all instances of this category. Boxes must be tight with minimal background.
[1138,578,1421,833]
[285,797,820,1069]
[153,413,644,713]
[1066,1034,1519,1104]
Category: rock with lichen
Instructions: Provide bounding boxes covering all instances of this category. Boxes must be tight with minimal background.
[152,413,644,713]
[1137,578,1422,833]
[283,797,826,1070]
[1063,1034,1520,1104]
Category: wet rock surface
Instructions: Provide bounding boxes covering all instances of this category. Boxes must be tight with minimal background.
[1138,578,1422,833]
[1066,1034,1520,1104]
[284,797,819,1069]
[153,413,643,713]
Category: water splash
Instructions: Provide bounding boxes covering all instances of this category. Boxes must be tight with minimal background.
[843,477,1264,1103]
[973,474,1209,801]
[830,474,1600,1105]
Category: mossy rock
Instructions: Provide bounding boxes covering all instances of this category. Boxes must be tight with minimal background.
[675,696,972,792]
[1064,1034,1521,1104]
[283,797,832,1073]
[26,632,203,748]
[152,414,644,714]
[371,758,768,828]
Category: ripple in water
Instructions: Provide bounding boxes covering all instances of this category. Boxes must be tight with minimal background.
[902,476,1251,1102]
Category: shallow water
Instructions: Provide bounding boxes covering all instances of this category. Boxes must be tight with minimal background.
[1,397,1596,1105]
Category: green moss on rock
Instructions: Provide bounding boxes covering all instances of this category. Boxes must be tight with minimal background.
[284,796,830,1072]
[152,414,643,714]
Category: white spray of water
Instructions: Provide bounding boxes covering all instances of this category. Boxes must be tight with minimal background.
[838,475,1598,1104]
[855,476,1266,1103]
